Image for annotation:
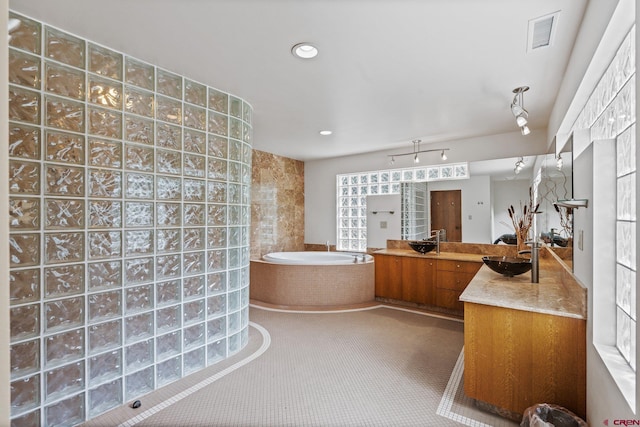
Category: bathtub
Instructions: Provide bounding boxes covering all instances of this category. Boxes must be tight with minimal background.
[250,251,375,307]
[262,251,374,264]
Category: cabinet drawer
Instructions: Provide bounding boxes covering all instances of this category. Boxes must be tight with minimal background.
[437,271,475,291]
[438,259,482,273]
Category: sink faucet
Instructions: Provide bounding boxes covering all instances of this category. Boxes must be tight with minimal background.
[326,240,330,252]
[524,240,540,283]
[550,228,557,247]
[430,229,442,254]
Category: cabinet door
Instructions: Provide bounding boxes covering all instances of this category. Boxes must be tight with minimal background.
[464,302,586,419]
[374,255,402,299]
[401,257,436,304]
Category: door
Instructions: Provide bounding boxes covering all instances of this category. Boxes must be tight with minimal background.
[430,190,462,242]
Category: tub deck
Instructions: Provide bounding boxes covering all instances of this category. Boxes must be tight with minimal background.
[250,256,375,307]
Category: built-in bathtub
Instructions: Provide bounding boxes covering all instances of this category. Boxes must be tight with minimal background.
[250,251,375,307]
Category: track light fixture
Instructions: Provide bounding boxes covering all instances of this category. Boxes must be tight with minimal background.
[511,86,530,136]
[387,140,450,164]
[514,157,525,174]
[556,154,563,170]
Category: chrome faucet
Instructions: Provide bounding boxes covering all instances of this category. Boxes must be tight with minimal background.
[430,229,442,254]
[326,240,330,252]
[550,228,557,247]
[524,240,540,283]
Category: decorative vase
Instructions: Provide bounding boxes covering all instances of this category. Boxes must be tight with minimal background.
[516,227,530,254]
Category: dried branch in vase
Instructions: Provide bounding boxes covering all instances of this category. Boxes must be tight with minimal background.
[507,187,539,251]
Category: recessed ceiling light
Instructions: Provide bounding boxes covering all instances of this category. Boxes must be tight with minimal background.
[319,130,332,136]
[292,43,318,59]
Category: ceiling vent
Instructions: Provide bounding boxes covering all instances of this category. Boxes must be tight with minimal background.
[527,11,559,51]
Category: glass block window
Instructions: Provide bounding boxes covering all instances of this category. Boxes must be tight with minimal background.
[616,123,636,371]
[8,11,252,425]
[336,163,468,251]
[570,25,636,382]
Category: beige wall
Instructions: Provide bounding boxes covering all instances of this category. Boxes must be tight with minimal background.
[250,150,304,259]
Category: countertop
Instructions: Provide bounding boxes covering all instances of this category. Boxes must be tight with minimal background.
[374,247,587,320]
[373,249,484,263]
[460,257,586,319]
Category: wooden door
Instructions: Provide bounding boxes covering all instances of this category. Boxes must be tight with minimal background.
[430,190,462,242]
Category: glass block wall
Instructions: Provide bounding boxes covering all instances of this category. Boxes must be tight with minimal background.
[8,11,252,425]
[570,26,636,370]
[336,163,468,251]
[400,181,428,240]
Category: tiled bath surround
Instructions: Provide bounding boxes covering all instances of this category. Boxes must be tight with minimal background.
[250,150,304,259]
[8,12,252,425]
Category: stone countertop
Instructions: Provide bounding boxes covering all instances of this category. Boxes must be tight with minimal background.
[460,257,586,320]
[373,249,484,263]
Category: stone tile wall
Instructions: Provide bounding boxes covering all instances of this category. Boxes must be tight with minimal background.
[250,150,304,259]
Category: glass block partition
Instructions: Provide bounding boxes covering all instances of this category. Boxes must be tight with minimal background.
[336,163,468,251]
[8,11,253,425]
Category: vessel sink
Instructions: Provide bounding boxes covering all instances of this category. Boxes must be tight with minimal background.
[408,240,437,254]
[482,256,532,277]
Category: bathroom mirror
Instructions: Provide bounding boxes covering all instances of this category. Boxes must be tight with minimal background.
[396,152,573,245]
[535,145,573,244]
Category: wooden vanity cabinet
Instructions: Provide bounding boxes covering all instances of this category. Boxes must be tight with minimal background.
[401,256,436,305]
[464,302,586,419]
[373,254,436,304]
[435,260,482,312]
[374,254,403,300]
[376,254,482,312]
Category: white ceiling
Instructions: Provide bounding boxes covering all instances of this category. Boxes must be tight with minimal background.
[10,0,588,161]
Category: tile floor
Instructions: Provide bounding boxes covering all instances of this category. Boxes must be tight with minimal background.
[84,303,518,427]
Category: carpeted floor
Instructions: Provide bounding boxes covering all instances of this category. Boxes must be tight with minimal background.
[85,304,518,427]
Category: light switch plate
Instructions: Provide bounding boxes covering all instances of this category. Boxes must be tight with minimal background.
[578,229,584,251]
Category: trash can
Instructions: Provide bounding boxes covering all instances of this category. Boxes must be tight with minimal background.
[521,403,588,427]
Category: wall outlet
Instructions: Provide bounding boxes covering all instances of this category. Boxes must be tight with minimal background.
[380,221,387,229]
[468,215,472,220]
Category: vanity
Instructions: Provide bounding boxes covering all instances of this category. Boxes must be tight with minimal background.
[374,241,585,421]
[460,247,586,421]
[373,240,518,315]
[373,250,481,313]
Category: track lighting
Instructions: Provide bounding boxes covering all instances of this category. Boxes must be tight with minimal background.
[514,157,525,174]
[511,86,530,135]
[387,140,450,164]
[556,155,563,170]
